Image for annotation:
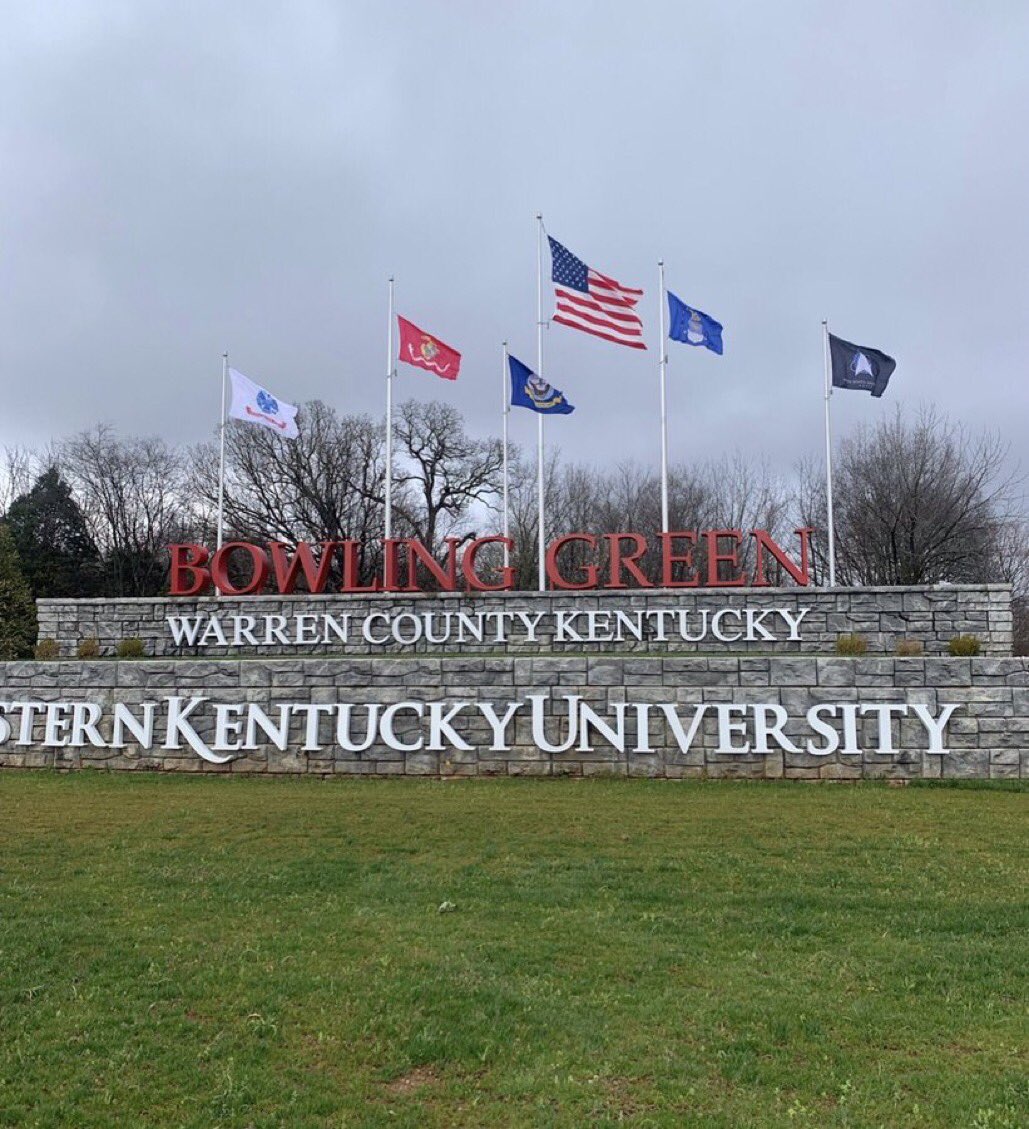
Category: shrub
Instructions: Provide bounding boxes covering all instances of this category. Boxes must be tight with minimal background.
[835,633,868,656]
[76,637,101,659]
[948,634,981,657]
[116,637,146,659]
[895,639,924,657]
[0,523,37,659]
[34,638,60,660]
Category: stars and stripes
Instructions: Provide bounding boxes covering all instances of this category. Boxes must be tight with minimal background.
[548,236,646,350]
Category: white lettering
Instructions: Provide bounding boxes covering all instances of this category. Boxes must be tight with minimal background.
[778,608,809,641]
[232,615,261,647]
[676,610,709,643]
[711,609,744,644]
[264,615,291,646]
[805,704,841,756]
[529,693,579,753]
[164,696,231,764]
[16,701,45,745]
[112,702,156,749]
[166,615,204,646]
[715,704,751,753]
[244,704,291,751]
[658,703,707,753]
[614,611,645,642]
[745,609,776,642]
[513,611,545,641]
[295,614,320,645]
[391,613,423,646]
[423,613,452,644]
[362,612,390,645]
[555,611,584,643]
[43,703,73,747]
[911,703,958,754]
[860,703,909,755]
[213,704,245,752]
[321,614,349,645]
[427,702,473,751]
[839,703,861,754]
[198,617,228,647]
[483,610,513,643]
[752,703,799,753]
[585,611,613,643]
[576,701,627,752]
[293,704,334,751]
[335,704,380,752]
[477,701,522,751]
[69,703,106,748]
[380,702,425,752]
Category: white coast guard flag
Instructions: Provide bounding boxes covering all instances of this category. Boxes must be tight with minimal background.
[228,368,299,439]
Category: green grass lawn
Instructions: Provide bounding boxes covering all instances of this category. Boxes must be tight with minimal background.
[1,775,1026,1128]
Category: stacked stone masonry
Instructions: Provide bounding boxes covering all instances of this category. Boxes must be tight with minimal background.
[35,584,1014,658]
[1,655,1025,780]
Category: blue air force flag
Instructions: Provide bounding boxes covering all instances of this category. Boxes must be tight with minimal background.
[828,333,896,398]
[508,355,575,415]
[667,291,723,354]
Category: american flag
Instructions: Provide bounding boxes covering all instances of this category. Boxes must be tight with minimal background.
[548,236,646,350]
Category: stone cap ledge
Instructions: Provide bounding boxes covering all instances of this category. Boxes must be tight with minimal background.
[35,583,1015,607]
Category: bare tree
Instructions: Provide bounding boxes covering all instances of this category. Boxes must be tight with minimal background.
[59,425,191,596]
[504,453,793,587]
[505,447,563,589]
[0,446,40,516]
[798,406,1023,586]
[392,400,504,553]
[189,401,387,585]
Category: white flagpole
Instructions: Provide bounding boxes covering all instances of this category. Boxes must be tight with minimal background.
[536,213,546,592]
[502,341,510,569]
[216,351,228,551]
[385,277,395,541]
[657,260,669,535]
[822,319,837,587]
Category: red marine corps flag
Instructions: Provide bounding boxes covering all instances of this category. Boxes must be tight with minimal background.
[396,315,461,380]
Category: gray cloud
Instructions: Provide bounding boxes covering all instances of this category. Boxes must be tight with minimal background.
[2,0,1027,484]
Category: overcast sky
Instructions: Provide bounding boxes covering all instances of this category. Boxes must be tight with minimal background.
[2,1,1027,483]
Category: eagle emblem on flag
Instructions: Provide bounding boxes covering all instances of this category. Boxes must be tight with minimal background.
[687,309,706,345]
[256,390,279,415]
[396,315,461,381]
[507,354,575,415]
[526,376,565,411]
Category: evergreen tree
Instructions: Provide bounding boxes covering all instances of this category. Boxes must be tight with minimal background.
[0,523,37,659]
[5,468,102,597]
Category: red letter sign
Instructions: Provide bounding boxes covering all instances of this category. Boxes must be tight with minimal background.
[169,544,210,596]
[546,534,599,590]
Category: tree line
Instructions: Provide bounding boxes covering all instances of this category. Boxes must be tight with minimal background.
[0,402,1025,655]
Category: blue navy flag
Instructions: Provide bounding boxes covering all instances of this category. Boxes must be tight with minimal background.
[828,333,896,397]
[508,355,575,415]
[667,291,723,354]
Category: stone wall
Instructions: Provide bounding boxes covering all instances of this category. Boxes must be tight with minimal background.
[1,655,1025,780]
[35,584,1014,658]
